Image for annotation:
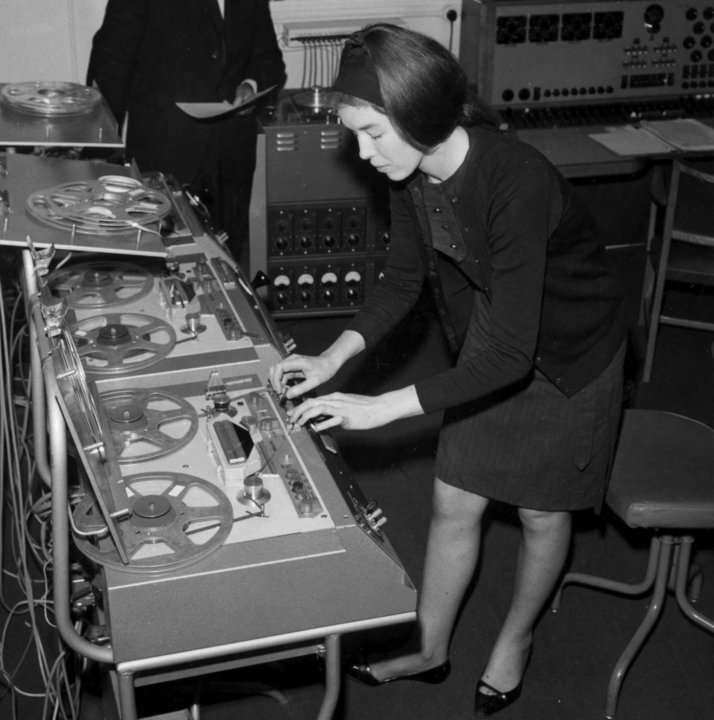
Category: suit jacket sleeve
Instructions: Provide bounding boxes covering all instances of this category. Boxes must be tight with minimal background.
[86,0,147,127]
[230,0,286,93]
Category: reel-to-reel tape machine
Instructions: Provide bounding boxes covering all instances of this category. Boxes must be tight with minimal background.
[40,246,342,576]
[49,245,279,377]
[16,157,416,690]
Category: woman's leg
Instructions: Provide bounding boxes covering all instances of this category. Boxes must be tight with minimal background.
[367,478,490,681]
[480,508,572,693]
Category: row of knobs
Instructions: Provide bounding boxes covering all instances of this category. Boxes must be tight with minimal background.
[272,269,363,305]
[274,231,365,252]
[283,467,319,515]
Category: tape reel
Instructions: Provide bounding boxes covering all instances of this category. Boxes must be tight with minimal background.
[101,388,199,463]
[70,312,176,375]
[1,81,102,116]
[48,260,154,309]
[27,175,171,235]
[73,472,233,572]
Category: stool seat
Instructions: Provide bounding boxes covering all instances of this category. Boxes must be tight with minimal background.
[608,410,714,529]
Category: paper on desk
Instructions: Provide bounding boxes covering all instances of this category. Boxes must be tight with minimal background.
[639,118,714,151]
[176,85,276,119]
[588,124,675,156]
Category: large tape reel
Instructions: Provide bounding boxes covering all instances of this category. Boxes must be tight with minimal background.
[48,260,154,309]
[70,312,176,375]
[27,176,171,235]
[101,388,199,463]
[73,472,233,572]
[1,81,102,116]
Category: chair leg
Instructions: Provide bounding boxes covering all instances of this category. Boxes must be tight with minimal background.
[641,226,675,384]
[554,531,713,718]
[674,536,714,634]
[551,536,660,612]
[604,537,673,718]
[641,296,662,384]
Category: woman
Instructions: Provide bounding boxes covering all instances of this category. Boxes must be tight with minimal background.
[269,24,628,716]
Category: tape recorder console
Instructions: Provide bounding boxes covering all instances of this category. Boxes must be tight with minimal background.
[461,0,714,126]
[249,92,391,319]
[4,150,416,719]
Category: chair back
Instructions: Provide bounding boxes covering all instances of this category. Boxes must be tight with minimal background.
[640,159,714,382]
[671,162,714,246]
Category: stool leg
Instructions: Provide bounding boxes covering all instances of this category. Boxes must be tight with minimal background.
[675,537,714,634]
[605,537,673,719]
[552,537,660,612]
[688,565,703,604]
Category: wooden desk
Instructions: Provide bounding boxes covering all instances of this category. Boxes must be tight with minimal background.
[518,126,649,178]
[515,119,714,250]
[517,118,714,179]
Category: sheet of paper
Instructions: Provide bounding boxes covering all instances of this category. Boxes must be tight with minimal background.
[176,85,276,119]
[588,124,675,156]
[639,118,714,151]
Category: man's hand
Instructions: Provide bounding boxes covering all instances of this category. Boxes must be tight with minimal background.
[233,82,256,115]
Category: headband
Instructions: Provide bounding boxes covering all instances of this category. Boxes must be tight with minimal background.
[331,33,384,107]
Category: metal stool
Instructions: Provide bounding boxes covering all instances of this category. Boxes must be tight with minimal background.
[552,409,714,718]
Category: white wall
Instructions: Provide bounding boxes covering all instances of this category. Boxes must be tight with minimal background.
[0,0,106,83]
[73,0,109,82]
[270,0,462,87]
[0,1,461,87]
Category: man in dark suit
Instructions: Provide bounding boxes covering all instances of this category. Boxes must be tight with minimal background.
[87,0,286,259]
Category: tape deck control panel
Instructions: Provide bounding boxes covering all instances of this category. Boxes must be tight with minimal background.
[461,0,714,113]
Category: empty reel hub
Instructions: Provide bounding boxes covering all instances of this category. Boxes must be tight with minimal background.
[1,81,101,116]
[48,260,154,309]
[26,175,171,235]
[101,388,199,463]
[73,472,233,572]
[70,312,176,375]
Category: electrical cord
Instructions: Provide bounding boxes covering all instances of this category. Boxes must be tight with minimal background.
[0,273,82,720]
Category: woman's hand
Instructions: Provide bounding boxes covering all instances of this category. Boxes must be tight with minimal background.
[268,353,340,399]
[286,386,424,432]
[269,329,366,400]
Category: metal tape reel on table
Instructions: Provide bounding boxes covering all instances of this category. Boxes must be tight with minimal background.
[100,388,200,464]
[48,260,154,309]
[26,175,171,235]
[1,81,102,116]
[72,471,233,572]
[69,312,177,375]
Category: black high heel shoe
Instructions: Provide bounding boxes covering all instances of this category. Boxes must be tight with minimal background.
[474,678,523,716]
[347,660,451,687]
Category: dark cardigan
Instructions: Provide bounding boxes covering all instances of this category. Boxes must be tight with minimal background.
[348,126,629,414]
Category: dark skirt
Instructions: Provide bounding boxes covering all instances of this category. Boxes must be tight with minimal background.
[435,341,626,512]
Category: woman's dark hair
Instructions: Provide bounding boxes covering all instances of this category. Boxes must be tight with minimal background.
[330,23,500,152]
